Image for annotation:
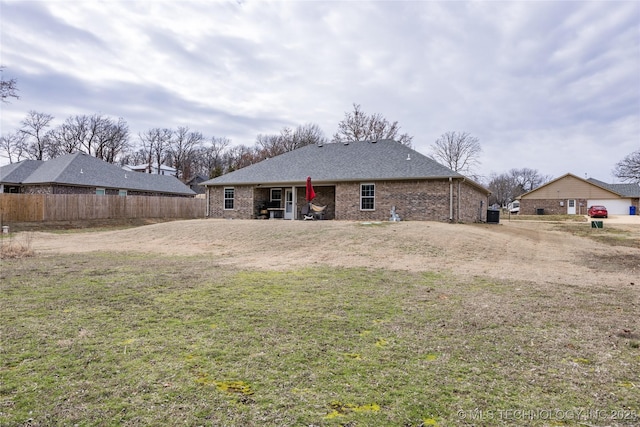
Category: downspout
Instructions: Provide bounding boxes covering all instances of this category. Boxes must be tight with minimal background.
[449,177,453,222]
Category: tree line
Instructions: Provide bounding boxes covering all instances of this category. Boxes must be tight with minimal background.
[0,104,419,181]
[2,68,637,189]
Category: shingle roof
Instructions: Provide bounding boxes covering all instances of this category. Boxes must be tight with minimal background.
[202,139,488,192]
[587,178,640,197]
[0,160,44,184]
[1,152,195,196]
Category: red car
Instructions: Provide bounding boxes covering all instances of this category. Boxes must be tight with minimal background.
[588,205,608,218]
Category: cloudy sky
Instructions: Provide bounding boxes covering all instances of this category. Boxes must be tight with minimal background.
[1,0,639,182]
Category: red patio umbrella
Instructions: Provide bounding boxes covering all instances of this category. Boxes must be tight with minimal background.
[305,176,316,202]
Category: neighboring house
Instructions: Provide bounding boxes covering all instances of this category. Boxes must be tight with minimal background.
[185,174,208,194]
[123,163,178,176]
[201,139,491,222]
[0,160,43,193]
[0,152,195,197]
[517,173,639,215]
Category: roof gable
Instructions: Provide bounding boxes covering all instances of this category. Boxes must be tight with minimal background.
[5,153,194,195]
[520,173,623,199]
[202,140,487,192]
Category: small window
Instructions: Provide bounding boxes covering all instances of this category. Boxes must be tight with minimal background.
[118,190,127,197]
[271,188,282,202]
[224,187,235,210]
[360,183,375,210]
[96,188,106,196]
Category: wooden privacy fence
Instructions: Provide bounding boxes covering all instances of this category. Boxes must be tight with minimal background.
[0,194,206,223]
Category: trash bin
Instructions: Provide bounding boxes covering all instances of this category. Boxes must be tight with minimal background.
[591,221,603,229]
[487,209,500,224]
[536,208,544,215]
[631,206,637,215]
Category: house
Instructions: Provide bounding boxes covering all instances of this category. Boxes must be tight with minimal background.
[517,173,639,215]
[185,174,208,195]
[201,139,491,222]
[0,160,43,193]
[0,152,195,197]
[123,163,178,176]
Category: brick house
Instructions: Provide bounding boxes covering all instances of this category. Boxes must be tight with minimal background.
[0,152,195,197]
[518,173,640,216]
[201,139,490,222]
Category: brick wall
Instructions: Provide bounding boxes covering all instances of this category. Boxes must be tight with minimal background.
[21,184,192,198]
[520,199,588,215]
[208,185,254,219]
[335,179,486,222]
[207,179,488,222]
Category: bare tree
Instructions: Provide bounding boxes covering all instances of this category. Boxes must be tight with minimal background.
[508,168,551,193]
[0,66,19,102]
[487,168,551,207]
[19,111,55,160]
[255,133,283,160]
[613,150,640,183]
[487,172,518,207]
[430,131,482,176]
[196,136,231,178]
[256,123,327,160]
[225,144,260,172]
[118,149,147,168]
[332,103,413,146]
[138,128,172,173]
[47,114,129,162]
[97,117,129,163]
[167,126,204,180]
[0,131,27,163]
[293,123,328,147]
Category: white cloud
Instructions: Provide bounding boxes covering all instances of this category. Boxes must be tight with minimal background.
[1,0,638,181]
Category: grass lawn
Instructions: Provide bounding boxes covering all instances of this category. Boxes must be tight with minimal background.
[1,252,639,426]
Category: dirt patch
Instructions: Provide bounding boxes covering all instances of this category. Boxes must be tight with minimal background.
[24,219,640,288]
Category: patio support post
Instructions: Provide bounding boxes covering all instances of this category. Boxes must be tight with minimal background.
[292,186,296,220]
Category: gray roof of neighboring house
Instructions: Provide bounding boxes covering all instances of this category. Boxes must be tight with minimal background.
[202,139,489,192]
[186,174,208,184]
[0,160,44,184]
[1,152,195,196]
[587,178,640,197]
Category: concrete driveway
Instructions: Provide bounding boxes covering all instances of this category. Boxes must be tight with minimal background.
[590,214,640,225]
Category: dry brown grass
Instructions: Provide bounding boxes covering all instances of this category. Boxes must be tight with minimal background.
[0,232,34,259]
[1,219,639,426]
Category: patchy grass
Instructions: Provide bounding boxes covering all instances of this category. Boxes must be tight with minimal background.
[554,222,640,249]
[506,214,588,222]
[1,254,638,426]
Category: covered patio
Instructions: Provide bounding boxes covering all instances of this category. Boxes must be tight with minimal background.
[253,184,335,220]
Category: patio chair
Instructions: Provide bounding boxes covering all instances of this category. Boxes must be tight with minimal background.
[302,202,326,220]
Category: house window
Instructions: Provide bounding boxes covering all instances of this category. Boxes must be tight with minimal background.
[360,183,375,210]
[270,188,282,202]
[118,190,127,197]
[224,187,235,210]
[96,188,106,195]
